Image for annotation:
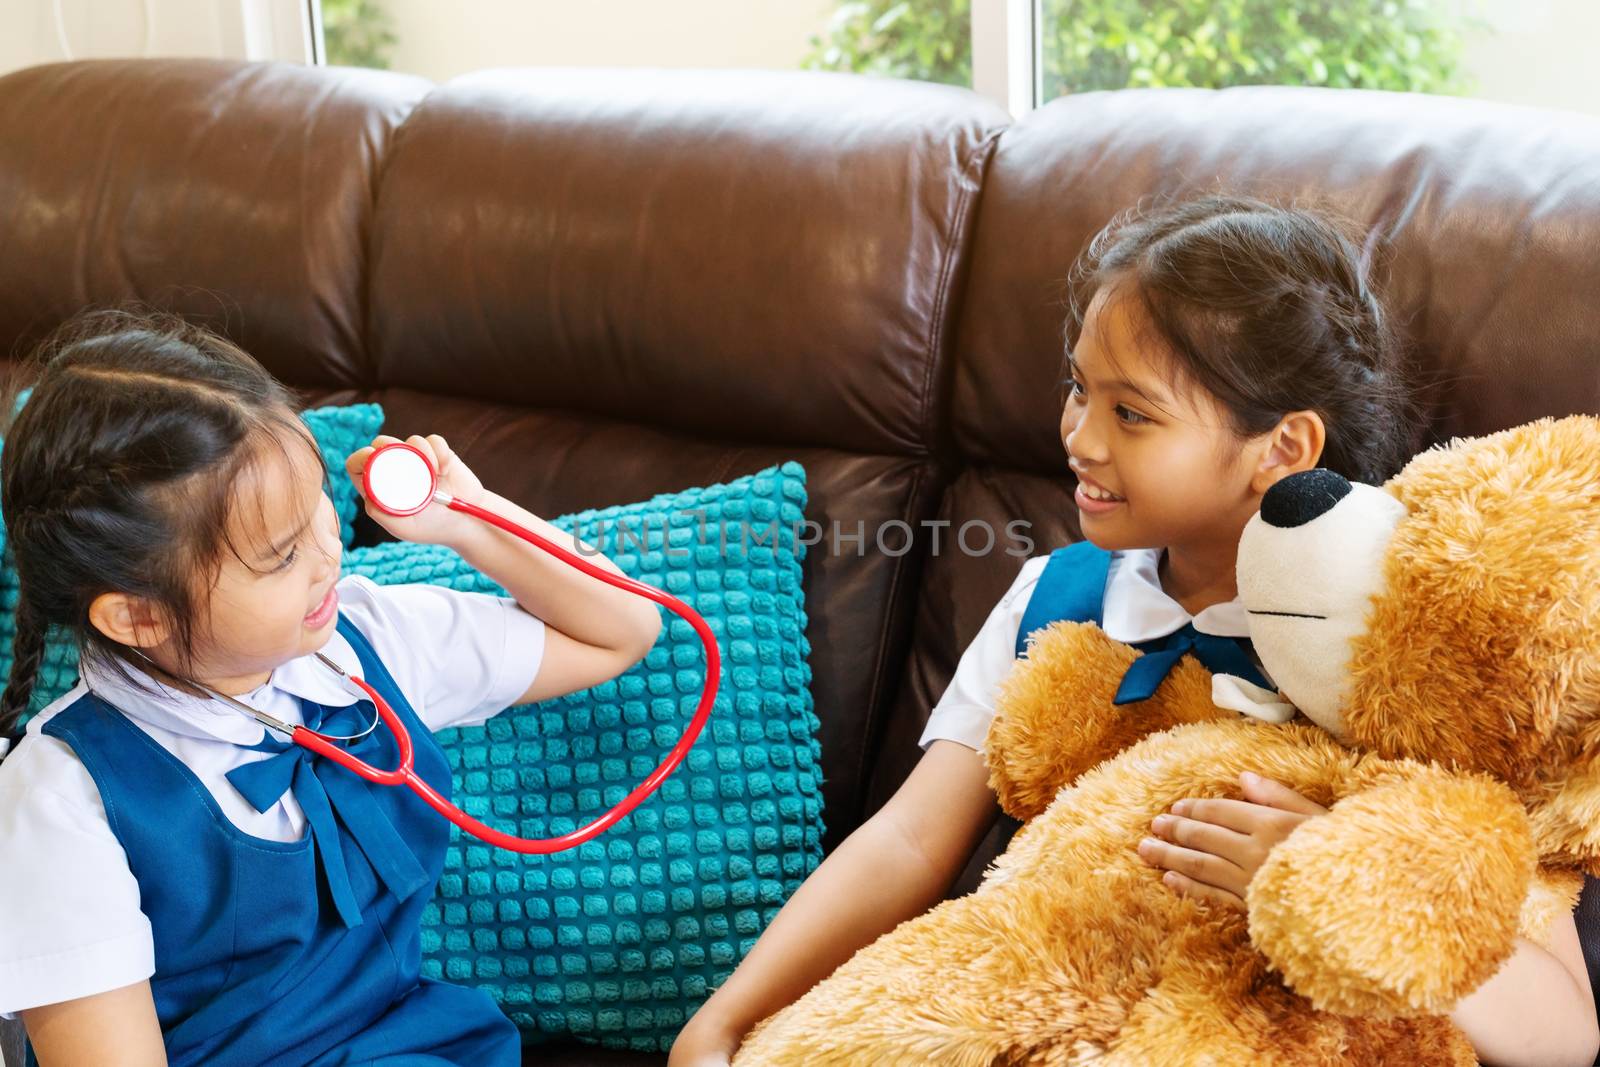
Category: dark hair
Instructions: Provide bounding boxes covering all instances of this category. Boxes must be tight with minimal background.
[1066,194,1415,486]
[0,309,328,744]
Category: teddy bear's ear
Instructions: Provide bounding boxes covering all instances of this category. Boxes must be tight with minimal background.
[1340,417,1600,818]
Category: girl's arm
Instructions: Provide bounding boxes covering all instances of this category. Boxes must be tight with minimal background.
[1143,773,1600,1067]
[349,434,663,703]
[447,488,663,704]
[669,740,1000,1066]
[1449,914,1599,1067]
[22,981,166,1067]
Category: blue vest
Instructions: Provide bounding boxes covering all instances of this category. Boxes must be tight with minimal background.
[1014,541,1120,658]
[31,612,518,1067]
[1013,541,1270,699]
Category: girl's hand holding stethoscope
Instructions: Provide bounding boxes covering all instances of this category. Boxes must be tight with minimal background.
[345,433,487,548]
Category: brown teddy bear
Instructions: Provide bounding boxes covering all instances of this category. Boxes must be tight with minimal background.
[730,415,1600,1066]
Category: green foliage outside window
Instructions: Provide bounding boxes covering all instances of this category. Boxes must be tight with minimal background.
[803,0,1474,97]
[320,0,399,70]
[806,0,974,87]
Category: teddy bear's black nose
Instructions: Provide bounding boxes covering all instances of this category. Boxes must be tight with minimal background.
[1260,469,1353,528]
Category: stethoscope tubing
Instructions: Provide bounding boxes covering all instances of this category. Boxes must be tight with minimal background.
[284,484,721,854]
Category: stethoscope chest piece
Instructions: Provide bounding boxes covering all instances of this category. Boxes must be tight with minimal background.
[363,442,441,517]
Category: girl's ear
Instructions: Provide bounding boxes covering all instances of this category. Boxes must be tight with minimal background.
[88,592,172,649]
[1250,410,1326,495]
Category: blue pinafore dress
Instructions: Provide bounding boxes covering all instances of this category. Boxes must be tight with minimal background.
[993,541,1271,849]
[31,611,519,1067]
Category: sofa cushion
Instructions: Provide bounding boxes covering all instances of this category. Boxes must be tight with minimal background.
[950,86,1600,476]
[0,58,430,389]
[367,67,1007,457]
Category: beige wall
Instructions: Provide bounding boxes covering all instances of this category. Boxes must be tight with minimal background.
[381,0,835,82]
[0,0,311,77]
[1461,0,1600,116]
[2,0,227,74]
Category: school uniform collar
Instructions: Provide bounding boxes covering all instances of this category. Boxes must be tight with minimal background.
[1101,548,1251,644]
[80,628,365,745]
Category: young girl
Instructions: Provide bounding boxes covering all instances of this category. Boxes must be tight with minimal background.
[670,196,1600,1067]
[0,311,662,1066]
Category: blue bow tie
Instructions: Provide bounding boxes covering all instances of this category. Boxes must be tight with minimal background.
[1114,624,1273,705]
[224,698,429,929]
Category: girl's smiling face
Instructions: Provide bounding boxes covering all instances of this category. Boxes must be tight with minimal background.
[194,427,345,692]
[1060,284,1270,557]
[90,424,347,697]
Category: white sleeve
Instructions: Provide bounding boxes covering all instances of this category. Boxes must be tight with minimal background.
[917,556,1049,755]
[335,573,547,732]
[0,734,155,1017]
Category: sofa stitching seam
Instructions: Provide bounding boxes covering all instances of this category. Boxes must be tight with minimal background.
[917,125,1004,461]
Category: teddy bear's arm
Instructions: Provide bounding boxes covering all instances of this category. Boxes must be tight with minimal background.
[1246,767,1537,1018]
[984,620,1235,822]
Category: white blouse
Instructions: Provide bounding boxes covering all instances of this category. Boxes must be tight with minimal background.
[0,573,546,1017]
[918,548,1253,754]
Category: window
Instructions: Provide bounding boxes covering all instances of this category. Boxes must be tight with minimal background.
[316,1,905,84]
[314,1,1599,120]
[1003,0,1600,118]
[1035,0,1472,101]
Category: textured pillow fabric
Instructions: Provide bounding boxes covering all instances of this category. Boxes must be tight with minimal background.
[340,461,821,1053]
[1,401,385,726]
[298,401,385,551]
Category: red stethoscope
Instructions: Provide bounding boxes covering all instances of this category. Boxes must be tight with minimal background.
[204,442,720,855]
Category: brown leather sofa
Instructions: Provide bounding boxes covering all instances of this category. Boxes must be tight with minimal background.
[3,57,1599,1067]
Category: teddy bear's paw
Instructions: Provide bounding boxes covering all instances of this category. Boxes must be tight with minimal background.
[985,621,1232,822]
[1246,769,1535,1017]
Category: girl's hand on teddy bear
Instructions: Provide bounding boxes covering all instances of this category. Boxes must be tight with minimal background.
[1137,771,1328,909]
[345,433,487,550]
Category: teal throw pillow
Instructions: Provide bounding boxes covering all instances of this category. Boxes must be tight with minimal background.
[340,461,821,1054]
[299,401,384,551]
